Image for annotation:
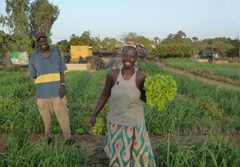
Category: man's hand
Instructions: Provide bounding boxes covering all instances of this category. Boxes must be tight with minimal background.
[59,85,66,98]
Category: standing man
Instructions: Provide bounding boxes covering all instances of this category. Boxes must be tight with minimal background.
[29,32,78,146]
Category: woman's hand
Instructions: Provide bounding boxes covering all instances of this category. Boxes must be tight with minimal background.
[89,71,113,128]
[59,85,66,98]
[89,116,96,128]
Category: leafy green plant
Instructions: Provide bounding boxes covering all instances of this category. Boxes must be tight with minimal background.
[91,118,104,135]
[144,74,177,111]
[53,126,62,134]
[75,128,85,135]
[195,97,223,119]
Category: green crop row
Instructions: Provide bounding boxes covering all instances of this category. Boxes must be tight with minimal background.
[1,66,240,166]
[0,70,109,135]
[1,133,239,167]
[139,61,240,134]
[165,59,240,82]
[0,71,35,98]
[1,63,240,135]
[153,135,240,166]
[0,134,88,167]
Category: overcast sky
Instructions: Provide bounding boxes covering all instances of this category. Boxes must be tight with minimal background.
[0,0,239,44]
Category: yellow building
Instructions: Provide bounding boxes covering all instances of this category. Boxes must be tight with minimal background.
[70,46,92,61]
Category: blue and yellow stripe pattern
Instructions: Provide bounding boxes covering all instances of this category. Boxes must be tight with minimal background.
[35,73,60,84]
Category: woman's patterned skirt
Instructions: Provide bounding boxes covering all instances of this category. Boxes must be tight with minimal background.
[104,121,156,167]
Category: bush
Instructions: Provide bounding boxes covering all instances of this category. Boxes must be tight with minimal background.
[151,44,193,58]
[195,97,223,119]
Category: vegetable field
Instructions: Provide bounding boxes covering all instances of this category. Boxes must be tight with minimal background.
[0,61,240,167]
[164,59,240,86]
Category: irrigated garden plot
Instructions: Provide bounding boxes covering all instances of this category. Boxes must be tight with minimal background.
[0,61,240,166]
[164,59,240,86]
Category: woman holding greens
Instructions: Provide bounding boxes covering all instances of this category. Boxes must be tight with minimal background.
[89,43,156,167]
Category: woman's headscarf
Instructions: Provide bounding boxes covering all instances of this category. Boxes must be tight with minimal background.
[121,41,146,56]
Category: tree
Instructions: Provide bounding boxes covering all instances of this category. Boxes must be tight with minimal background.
[79,31,89,45]
[191,36,200,55]
[0,0,59,54]
[68,31,89,46]
[151,44,193,58]
[66,32,100,55]
[56,40,69,54]
[100,37,122,50]
[162,30,192,45]
[0,0,31,52]
[153,31,194,58]
[166,31,186,40]
[121,32,138,43]
[153,37,160,48]
[29,0,59,43]
[90,36,100,54]
[167,33,174,39]
[120,32,155,53]
[0,31,11,63]
[135,36,155,53]
[202,38,235,58]
[174,30,187,39]
[192,36,198,43]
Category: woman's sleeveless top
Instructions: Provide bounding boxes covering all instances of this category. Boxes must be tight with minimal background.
[107,67,145,126]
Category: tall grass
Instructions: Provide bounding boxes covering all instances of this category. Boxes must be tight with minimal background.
[65,70,109,133]
[0,71,34,98]
[0,134,88,167]
[154,135,240,167]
